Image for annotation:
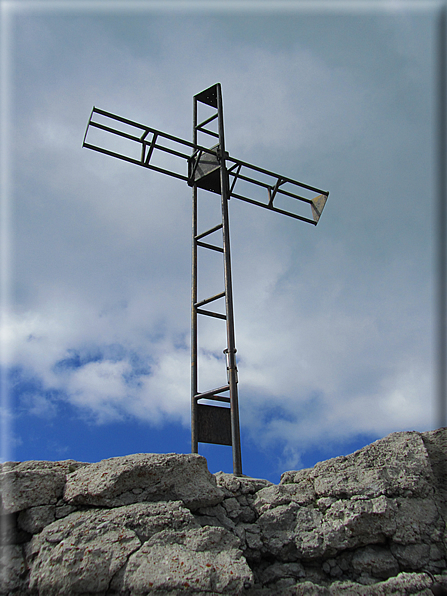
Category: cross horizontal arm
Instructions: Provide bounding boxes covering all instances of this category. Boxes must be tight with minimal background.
[83,107,328,224]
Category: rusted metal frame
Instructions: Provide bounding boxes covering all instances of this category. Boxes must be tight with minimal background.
[82,142,189,183]
[268,178,285,207]
[142,132,158,166]
[216,84,243,476]
[195,223,223,240]
[194,384,230,401]
[85,108,326,223]
[196,240,224,253]
[85,106,329,198]
[197,394,231,404]
[228,168,315,206]
[86,120,191,164]
[197,112,218,129]
[229,190,317,225]
[196,110,219,138]
[189,149,204,184]
[196,308,226,320]
[86,119,145,144]
[144,138,190,162]
[89,106,148,132]
[140,130,150,162]
[83,107,95,145]
[191,101,199,455]
[197,128,219,139]
[88,107,195,151]
[86,107,219,161]
[277,187,314,204]
[191,90,232,458]
[226,153,329,196]
[194,291,226,308]
[84,120,192,164]
[84,87,328,477]
[228,163,242,195]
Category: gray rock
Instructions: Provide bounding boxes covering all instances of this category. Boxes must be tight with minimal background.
[278,467,316,500]
[260,561,306,585]
[258,502,300,559]
[421,428,447,506]
[1,512,31,545]
[429,543,447,569]
[112,525,254,594]
[195,503,236,531]
[256,494,399,561]
[253,483,315,516]
[351,546,400,580]
[392,496,441,544]
[0,544,27,593]
[55,500,78,519]
[214,472,272,497]
[320,495,397,553]
[64,452,224,511]
[18,505,56,534]
[223,497,242,519]
[0,460,86,514]
[281,432,435,500]
[241,523,263,551]
[390,543,430,568]
[1,429,446,595]
[28,501,198,595]
[328,572,437,595]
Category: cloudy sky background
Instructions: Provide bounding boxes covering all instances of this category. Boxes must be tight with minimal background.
[0,0,441,482]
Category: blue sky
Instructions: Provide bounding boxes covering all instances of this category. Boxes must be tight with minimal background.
[0,0,441,483]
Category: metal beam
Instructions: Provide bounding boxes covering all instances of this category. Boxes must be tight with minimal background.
[83,84,329,478]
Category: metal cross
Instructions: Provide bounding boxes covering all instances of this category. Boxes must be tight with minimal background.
[83,83,329,476]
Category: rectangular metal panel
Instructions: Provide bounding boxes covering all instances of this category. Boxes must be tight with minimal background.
[191,147,221,194]
[197,404,232,446]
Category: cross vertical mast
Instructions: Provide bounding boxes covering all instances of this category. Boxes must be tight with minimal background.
[191,84,242,475]
[217,84,242,476]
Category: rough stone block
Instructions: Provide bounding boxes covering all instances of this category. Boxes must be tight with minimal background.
[1,430,446,595]
[351,546,400,580]
[260,561,306,585]
[390,542,430,569]
[18,505,56,534]
[0,544,27,594]
[64,452,224,511]
[28,501,198,595]
[1,460,84,514]
[111,526,253,594]
[223,497,242,519]
[281,432,435,500]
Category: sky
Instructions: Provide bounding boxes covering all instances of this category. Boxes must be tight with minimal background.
[0,0,443,483]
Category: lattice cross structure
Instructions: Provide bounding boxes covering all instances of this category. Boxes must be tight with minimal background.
[83,83,329,476]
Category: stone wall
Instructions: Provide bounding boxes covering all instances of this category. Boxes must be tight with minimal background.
[1,429,446,595]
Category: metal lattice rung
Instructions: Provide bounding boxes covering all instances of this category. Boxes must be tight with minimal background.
[196,240,223,253]
[195,224,223,240]
[194,384,230,403]
[194,291,226,309]
[196,394,231,404]
[196,308,226,320]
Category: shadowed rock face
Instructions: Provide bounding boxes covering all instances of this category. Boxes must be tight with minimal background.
[1,430,446,595]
